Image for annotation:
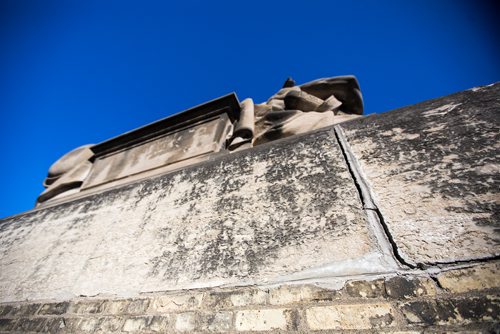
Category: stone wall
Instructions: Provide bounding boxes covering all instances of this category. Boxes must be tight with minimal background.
[0,262,498,332]
[0,83,498,333]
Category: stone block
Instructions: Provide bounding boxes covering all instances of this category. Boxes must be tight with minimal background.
[101,299,129,314]
[385,276,436,299]
[436,262,500,293]
[14,317,47,332]
[149,315,171,332]
[83,94,238,191]
[400,297,500,325]
[43,317,66,332]
[306,304,395,330]
[200,311,233,332]
[0,319,17,331]
[229,289,268,307]
[203,288,268,309]
[0,127,383,303]
[126,298,150,314]
[269,284,344,305]
[284,90,324,111]
[95,316,124,332]
[175,312,196,332]
[0,305,13,317]
[122,316,152,332]
[76,317,100,332]
[1,303,41,317]
[150,293,203,312]
[68,300,105,314]
[344,279,386,298]
[38,302,69,315]
[341,83,500,265]
[235,309,288,331]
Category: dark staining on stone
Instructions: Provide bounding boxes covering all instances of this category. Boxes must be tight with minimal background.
[0,318,17,331]
[38,302,69,315]
[385,276,428,299]
[285,309,300,331]
[342,84,500,231]
[15,317,47,332]
[147,130,364,281]
[369,312,394,328]
[402,297,500,325]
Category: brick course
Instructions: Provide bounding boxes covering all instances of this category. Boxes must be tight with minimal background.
[0,262,498,333]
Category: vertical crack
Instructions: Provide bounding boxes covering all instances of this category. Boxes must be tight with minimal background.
[333,125,416,269]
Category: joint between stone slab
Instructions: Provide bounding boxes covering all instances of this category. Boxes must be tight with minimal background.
[425,254,500,270]
[333,125,415,270]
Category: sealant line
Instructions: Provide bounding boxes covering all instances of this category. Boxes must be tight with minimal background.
[333,125,416,269]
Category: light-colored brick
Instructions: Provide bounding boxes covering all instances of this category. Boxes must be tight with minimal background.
[230,289,267,307]
[269,285,322,305]
[175,312,196,332]
[77,318,100,332]
[149,316,171,332]
[101,300,129,314]
[200,311,233,332]
[385,276,436,299]
[95,316,123,332]
[122,316,150,332]
[68,300,104,314]
[306,304,395,330]
[235,309,287,331]
[437,263,500,293]
[150,293,203,312]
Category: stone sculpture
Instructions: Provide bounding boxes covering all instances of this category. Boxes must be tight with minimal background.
[38,75,363,205]
[37,145,94,205]
[228,75,363,147]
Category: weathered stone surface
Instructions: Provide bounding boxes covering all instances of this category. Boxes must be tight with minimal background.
[199,311,233,332]
[235,309,288,331]
[437,262,500,293]
[300,75,363,115]
[400,296,500,325]
[385,276,436,299]
[306,303,395,330]
[317,94,342,112]
[38,302,69,315]
[283,90,324,111]
[0,128,385,303]
[82,114,232,190]
[344,278,386,298]
[341,83,500,265]
[175,312,196,332]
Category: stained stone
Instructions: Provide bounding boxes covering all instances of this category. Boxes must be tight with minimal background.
[283,90,324,111]
[300,75,363,115]
[0,128,387,303]
[317,94,342,112]
[340,83,500,265]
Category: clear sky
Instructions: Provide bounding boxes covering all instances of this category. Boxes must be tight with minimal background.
[0,0,498,218]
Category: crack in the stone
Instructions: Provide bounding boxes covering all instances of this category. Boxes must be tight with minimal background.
[426,254,500,268]
[333,125,416,269]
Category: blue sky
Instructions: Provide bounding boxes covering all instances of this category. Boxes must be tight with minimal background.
[0,0,498,218]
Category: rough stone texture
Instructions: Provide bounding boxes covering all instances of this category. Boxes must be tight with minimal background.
[436,262,500,293]
[1,84,499,333]
[341,83,500,265]
[306,303,396,330]
[0,268,498,333]
[0,128,384,303]
[234,309,288,331]
[82,114,232,190]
